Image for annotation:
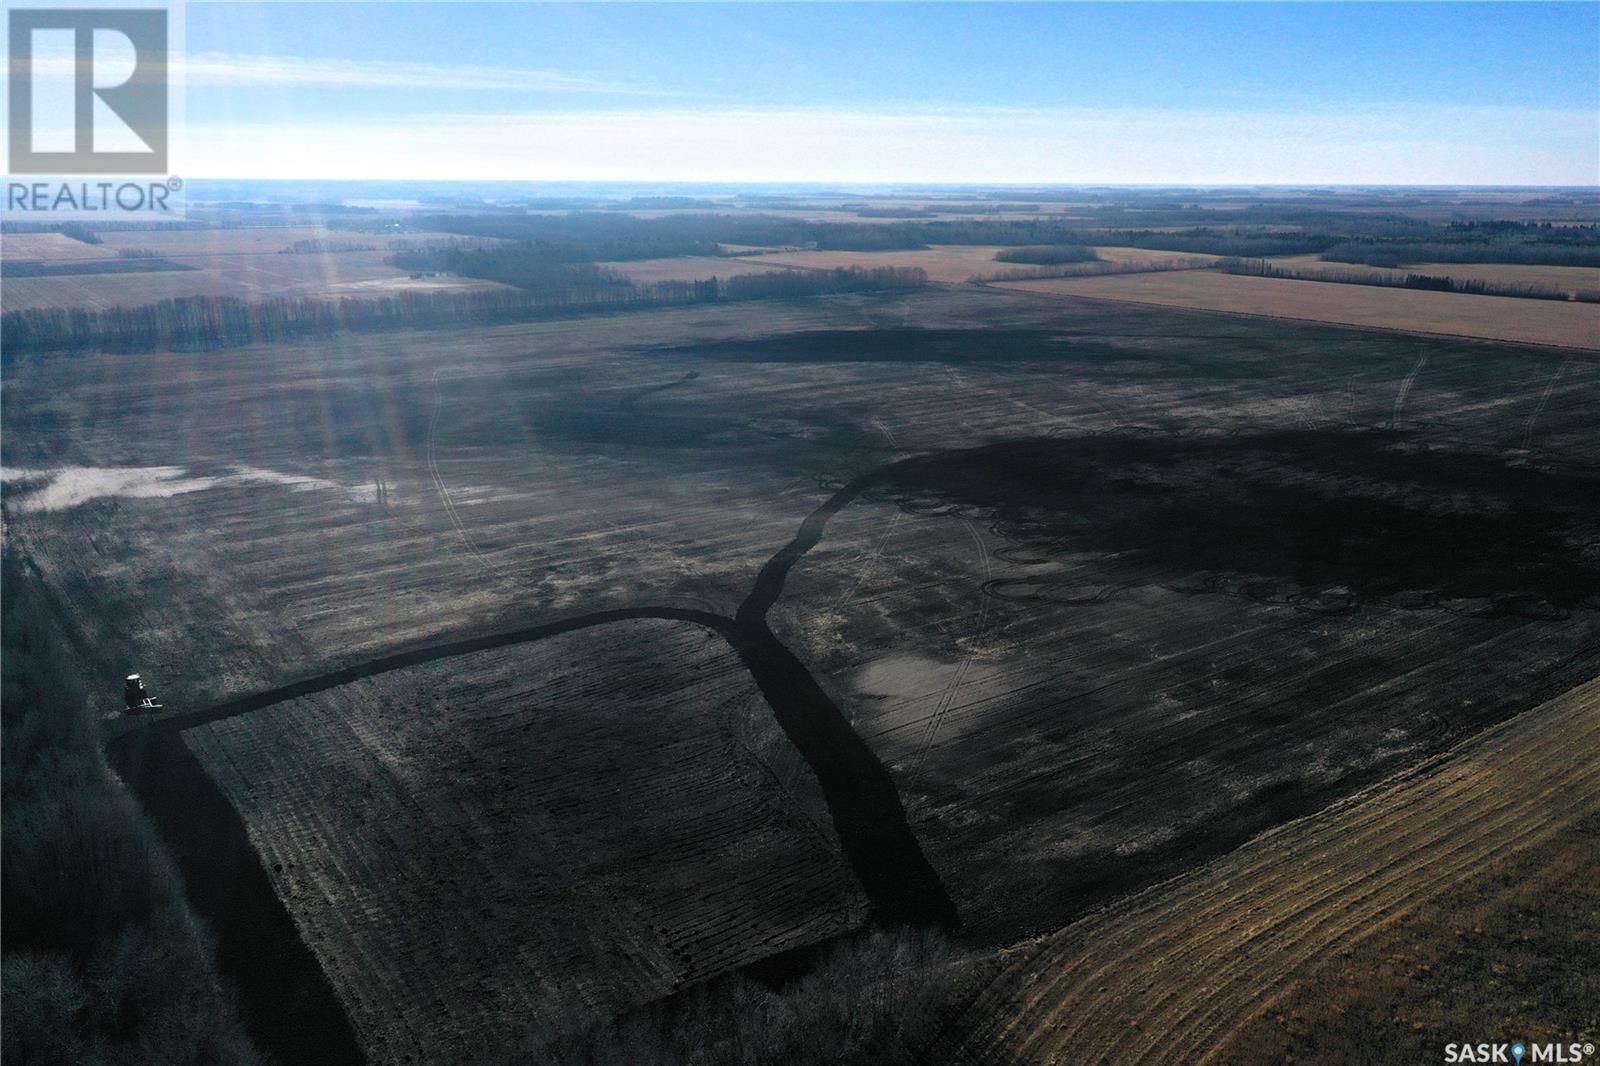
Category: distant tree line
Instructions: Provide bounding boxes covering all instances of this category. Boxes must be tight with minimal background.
[722,265,926,299]
[0,550,260,1064]
[974,255,1216,284]
[1218,257,1599,302]
[992,244,1100,265]
[414,214,724,258]
[380,213,1600,266]
[1091,229,1341,257]
[1441,220,1599,237]
[388,241,638,292]
[633,266,925,302]
[609,196,721,210]
[1,288,637,356]
[1321,240,1600,269]
[413,213,936,255]
[282,238,378,254]
[1,267,928,357]
[57,222,102,244]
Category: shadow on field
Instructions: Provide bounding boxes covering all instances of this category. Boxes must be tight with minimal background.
[649,327,1187,370]
[875,429,1600,613]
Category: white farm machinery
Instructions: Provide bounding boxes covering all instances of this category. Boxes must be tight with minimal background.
[124,673,163,714]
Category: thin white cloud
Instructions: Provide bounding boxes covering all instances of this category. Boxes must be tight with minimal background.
[176,51,666,95]
[182,103,1600,185]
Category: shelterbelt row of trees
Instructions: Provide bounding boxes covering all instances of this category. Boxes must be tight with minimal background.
[389,242,642,287]
[1,266,926,357]
[1218,257,1600,302]
[975,255,1218,284]
[1320,239,1600,268]
[992,244,1100,265]
[0,551,260,1064]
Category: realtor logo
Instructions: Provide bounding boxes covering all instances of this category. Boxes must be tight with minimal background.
[7,6,168,173]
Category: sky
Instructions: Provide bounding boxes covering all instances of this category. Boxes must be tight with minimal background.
[141,3,1600,184]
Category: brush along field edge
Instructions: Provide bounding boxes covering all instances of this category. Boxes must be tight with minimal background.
[932,675,1600,1066]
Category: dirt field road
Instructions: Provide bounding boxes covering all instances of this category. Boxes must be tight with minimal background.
[932,675,1600,1066]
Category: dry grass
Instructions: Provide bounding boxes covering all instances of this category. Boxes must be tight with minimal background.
[930,677,1600,1065]
[996,270,1600,349]
[1216,813,1600,1065]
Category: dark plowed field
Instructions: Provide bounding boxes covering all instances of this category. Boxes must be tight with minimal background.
[6,288,1596,1060]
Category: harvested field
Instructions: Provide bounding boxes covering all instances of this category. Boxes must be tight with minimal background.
[0,232,118,260]
[1218,813,1600,1064]
[927,677,1600,1066]
[7,288,1598,1060]
[994,269,1600,349]
[0,249,508,311]
[1269,254,1600,298]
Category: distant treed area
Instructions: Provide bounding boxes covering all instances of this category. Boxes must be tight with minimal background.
[1322,237,1600,268]
[0,267,928,356]
[3,188,1597,355]
[992,244,1100,265]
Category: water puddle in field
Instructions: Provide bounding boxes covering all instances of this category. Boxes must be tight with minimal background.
[1,464,377,512]
[850,651,1008,754]
[854,653,956,705]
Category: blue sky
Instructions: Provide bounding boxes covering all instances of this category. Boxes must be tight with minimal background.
[174,2,1598,184]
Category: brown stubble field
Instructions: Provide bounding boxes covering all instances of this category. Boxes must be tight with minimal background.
[994,270,1600,349]
[5,287,1599,1060]
[926,677,1600,1066]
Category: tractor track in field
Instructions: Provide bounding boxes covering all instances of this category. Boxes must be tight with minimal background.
[910,516,992,780]
[924,676,1600,1066]
[107,456,960,1062]
[124,466,958,925]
